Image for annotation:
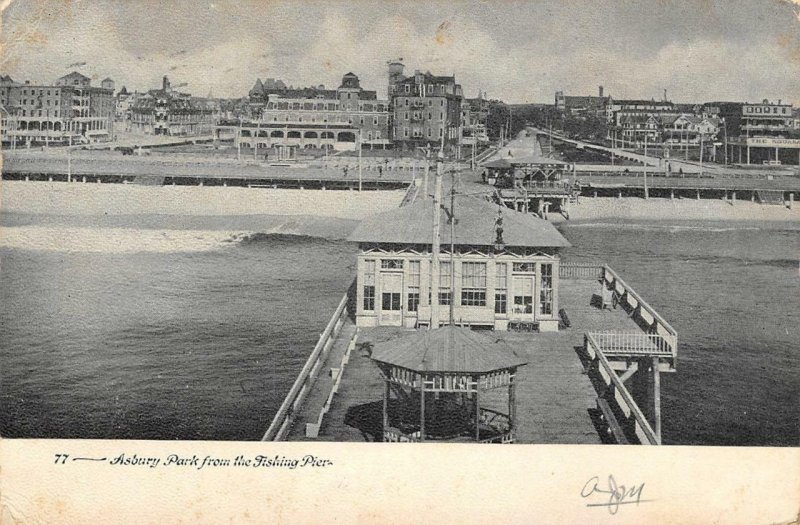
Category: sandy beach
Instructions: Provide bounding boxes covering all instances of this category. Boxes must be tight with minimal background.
[0,181,406,220]
[554,197,800,224]
[2,181,798,228]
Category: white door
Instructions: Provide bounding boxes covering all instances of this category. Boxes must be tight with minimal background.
[511,275,535,320]
[380,272,403,326]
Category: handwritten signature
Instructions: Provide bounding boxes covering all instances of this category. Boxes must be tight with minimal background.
[581,475,652,514]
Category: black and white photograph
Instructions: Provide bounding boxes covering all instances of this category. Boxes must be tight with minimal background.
[0,0,798,522]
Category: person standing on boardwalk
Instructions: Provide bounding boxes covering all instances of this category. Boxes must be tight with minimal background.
[343,165,349,178]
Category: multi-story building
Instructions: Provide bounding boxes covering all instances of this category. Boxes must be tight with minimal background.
[660,114,719,146]
[129,76,217,136]
[387,61,464,151]
[228,72,390,152]
[461,94,490,147]
[1,71,115,146]
[706,100,799,165]
[554,86,609,117]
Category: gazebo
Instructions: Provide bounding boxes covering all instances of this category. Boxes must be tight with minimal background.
[371,325,528,443]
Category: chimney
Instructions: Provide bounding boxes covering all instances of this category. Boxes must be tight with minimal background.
[599,85,604,98]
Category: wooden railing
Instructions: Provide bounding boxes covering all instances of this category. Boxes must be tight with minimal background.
[262,293,349,441]
[304,331,359,438]
[585,333,661,445]
[559,263,603,280]
[601,266,678,365]
[588,331,672,356]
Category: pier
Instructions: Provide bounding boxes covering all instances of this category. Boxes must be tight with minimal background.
[265,264,676,445]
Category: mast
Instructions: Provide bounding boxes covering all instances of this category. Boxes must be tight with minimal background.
[449,167,456,325]
[430,148,443,329]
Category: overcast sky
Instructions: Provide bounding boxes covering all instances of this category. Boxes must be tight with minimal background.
[1,0,799,105]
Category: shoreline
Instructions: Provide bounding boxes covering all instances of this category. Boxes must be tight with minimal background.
[553,198,800,224]
[1,180,798,226]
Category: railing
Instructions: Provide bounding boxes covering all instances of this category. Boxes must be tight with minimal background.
[262,293,349,441]
[304,330,359,438]
[601,266,678,365]
[585,333,661,445]
[588,331,672,356]
[559,263,602,280]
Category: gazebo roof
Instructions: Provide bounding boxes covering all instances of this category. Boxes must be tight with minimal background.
[509,155,570,166]
[348,194,571,248]
[370,325,528,374]
[482,158,513,169]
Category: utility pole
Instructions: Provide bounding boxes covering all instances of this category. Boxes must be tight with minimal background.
[449,168,457,325]
[67,134,72,183]
[723,118,728,167]
[237,117,242,161]
[643,132,649,199]
[699,132,704,177]
[430,147,444,330]
[358,129,363,192]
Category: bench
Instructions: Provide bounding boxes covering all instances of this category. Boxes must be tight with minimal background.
[508,321,540,332]
[596,398,630,444]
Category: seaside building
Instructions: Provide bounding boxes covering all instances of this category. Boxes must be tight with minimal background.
[129,76,217,136]
[0,71,115,147]
[660,114,719,147]
[225,72,390,153]
[461,93,491,147]
[706,100,799,165]
[554,86,609,117]
[348,192,571,331]
[387,60,464,152]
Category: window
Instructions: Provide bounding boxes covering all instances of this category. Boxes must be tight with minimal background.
[407,260,420,312]
[495,263,508,314]
[363,260,376,311]
[461,262,487,307]
[513,262,536,272]
[438,261,452,305]
[382,292,401,310]
[539,263,554,315]
[381,259,404,270]
[404,112,409,121]
[374,117,378,125]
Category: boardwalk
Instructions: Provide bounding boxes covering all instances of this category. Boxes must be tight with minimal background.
[286,278,647,444]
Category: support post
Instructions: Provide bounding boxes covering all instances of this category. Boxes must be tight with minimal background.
[475,385,481,442]
[652,357,662,444]
[419,376,425,442]
[382,379,389,441]
[789,193,794,209]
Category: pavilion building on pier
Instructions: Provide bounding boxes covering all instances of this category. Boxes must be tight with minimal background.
[347,193,571,331]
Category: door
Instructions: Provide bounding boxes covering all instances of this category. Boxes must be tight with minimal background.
[380,272,403,326]
[511,275,535,320]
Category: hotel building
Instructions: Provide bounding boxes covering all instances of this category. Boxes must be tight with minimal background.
[387,61,464,151]
[1,71,115,146]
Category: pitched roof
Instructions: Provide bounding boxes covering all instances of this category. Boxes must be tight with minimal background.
[509,155,569,166]
[370,325,528,373]
[348,194,571,248]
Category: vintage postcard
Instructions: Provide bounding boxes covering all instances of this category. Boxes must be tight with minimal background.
[1,0,798,523]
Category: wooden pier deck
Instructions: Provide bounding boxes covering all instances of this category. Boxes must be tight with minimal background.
[285,278,646,444]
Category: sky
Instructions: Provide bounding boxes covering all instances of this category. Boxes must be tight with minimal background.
[1,0,799,105]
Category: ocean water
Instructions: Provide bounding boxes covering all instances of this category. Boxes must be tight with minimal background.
[1,211,798,445]
[0,214,355,440]
[559,220,800,446]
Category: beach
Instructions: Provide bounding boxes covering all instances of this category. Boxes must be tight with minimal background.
[557,197,800,223]
[2,181,797,229]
